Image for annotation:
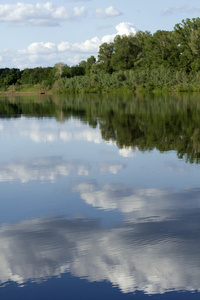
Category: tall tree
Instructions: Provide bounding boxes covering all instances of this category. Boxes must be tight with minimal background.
[85,56,96,75]
[174,18,200,71]
[97,42,114,73]
[111,34,141,71]
[133,31,152,68]
[143,30,179,68]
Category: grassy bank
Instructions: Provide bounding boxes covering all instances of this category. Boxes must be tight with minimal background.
[1,67,200,95]
[52,67,200,94]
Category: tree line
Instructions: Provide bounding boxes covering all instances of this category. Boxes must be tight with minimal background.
[2,17,200,93]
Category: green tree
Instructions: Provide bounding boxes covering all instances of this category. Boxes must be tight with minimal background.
[21,67,55,87]
[111,34,141,71]
[97,42,114,73]
[143,30,179,68]
[62,65,72,78]
[133,31,152,68]
[174,18,200,71]
[85,56,96,75]
[78,60,87,74]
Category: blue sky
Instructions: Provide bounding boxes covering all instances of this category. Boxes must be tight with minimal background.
[1,0,200,69]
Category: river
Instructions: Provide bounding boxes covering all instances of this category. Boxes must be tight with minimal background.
[0,93,200,299]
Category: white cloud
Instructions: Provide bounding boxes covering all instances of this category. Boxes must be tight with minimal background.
[95,6,122,19]
[101,34,115,44]
[27,42,57,54]
[14,37,102,68]
[101,22,137,44]
[0,2,87,26]
[0,21,137,68]
[116,22,137,35]
[74,36,102,52]
[21,36,103,59]
[58,36,101,53]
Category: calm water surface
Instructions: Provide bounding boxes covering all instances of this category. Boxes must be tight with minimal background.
[0,94,200,299]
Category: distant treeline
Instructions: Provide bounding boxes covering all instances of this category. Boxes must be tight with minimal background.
[2,17,200,93]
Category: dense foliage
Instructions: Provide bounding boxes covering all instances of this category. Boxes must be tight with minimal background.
[2,18,200,93]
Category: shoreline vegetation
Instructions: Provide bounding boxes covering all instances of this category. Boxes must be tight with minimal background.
[2,18,200,95]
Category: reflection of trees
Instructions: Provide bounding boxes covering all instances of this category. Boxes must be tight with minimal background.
[1,93,200,162]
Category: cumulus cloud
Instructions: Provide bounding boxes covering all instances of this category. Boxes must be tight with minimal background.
[95,6,122,18]
[0,20,137,68]
[14,37,101,68]
[27,42,57,54]
[100,21,137,44]
[0,2,87,26]
[116,22,137,35]
[58,36,101,53]
[0,214,200,294]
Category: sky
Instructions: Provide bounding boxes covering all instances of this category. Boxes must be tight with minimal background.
[1,0,200,69]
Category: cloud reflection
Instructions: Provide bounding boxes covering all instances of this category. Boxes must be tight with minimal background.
[0,118,103,144]
[74,182,200,220]
[0,157,90,183]
[99,162,124,174]
[118,146,137,157]
[0,118,136,157]
[0,212,200,294]
[0,158,123,183]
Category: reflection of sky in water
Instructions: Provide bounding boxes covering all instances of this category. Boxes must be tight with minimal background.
[0,213,200,295]
[0,117,200,297]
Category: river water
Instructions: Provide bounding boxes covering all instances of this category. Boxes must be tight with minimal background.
[0,93,200,299]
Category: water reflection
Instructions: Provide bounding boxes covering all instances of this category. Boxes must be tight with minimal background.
[0,158,125,183]
[0,117,103,144]
[74,183,200,219]
[1,93,200,162]
[0,157,90,183]
[0,94,200,298]
[0,210,200,295]
[0,117,135,159]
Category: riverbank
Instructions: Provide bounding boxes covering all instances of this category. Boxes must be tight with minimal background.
[0,90,53,97]
[2,65,200,96]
